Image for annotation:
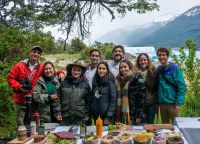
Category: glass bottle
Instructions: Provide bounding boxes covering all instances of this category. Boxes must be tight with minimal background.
[38,119,45,135]
[33,111,40,132]
[80,119,87,138]
[23,94,32,137]
[96,116,103,139]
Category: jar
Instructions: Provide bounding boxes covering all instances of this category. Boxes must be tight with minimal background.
[31,121,36,134]
[17,126,26,141]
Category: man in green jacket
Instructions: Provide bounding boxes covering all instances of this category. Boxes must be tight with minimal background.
[157,47,186,124]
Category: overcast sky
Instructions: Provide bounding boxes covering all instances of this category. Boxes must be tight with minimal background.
[89,0,200,42]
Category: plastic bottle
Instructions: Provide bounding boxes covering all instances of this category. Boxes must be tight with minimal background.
[96,116,103,138]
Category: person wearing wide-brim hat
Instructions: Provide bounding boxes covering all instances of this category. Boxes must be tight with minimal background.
[66,61,87,76]
[54,60,91,125]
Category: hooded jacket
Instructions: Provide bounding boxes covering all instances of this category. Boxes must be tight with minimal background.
[157,62,186,106]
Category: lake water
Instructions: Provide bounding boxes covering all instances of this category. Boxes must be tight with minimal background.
[171,50,200,59]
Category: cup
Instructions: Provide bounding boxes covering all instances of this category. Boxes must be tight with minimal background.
[17,126,26,141]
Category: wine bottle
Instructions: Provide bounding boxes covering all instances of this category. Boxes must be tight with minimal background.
[80,119,87,138]
[38,119,45,135]
[33,111,40,132]
[23,94,32,137]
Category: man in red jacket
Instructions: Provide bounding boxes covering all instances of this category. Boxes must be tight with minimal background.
[7,46,45,126]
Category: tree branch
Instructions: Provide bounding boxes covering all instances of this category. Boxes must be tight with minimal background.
[100,2,115,20]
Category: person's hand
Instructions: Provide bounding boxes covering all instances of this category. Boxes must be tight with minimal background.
[19,86,30,93]
[56,115,62,121]
[50,93,58,100]
[135,118,141,124]
[59,72,66,81]
[104,119,110,126]
[175,105,181,111]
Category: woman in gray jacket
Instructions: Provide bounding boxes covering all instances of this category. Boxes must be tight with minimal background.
[33,61,60,123]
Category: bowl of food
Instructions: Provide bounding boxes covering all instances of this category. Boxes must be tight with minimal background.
[133,134,151,144]
[101,135,115,144]
[82,133,98,144]
[107,131,121,137]
[152,136,166,144]
[167,136,184,144]
[113,133,132,144]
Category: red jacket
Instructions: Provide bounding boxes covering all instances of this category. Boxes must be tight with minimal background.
[7,60,44,105]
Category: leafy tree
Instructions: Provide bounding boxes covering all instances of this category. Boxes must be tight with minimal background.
[90,41,115,59]
[68,37,87,54]
[0,0,159,48]
[0,26,26,139]
[172,39,200,116]
[0,26,62,139]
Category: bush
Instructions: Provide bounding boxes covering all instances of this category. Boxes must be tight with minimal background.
[172,39,200,116]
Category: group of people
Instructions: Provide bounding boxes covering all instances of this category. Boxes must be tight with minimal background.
[7,45,186,128]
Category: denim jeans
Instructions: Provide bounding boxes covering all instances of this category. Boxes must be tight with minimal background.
[145,103,157,124]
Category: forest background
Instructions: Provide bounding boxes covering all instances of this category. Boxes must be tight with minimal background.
[0,0,200,140]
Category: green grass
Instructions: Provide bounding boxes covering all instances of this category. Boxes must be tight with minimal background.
[44,53,82,60]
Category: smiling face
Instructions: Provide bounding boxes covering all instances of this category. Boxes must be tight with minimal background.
[71,66,82,78]
[29,49,41,64]
[90,51,100,65]
[44,63,55,77]
[120,62,130,76]
[139,55,148,70]
[157,51,168,66]
[97,63,108,77]
[112,48,124,63]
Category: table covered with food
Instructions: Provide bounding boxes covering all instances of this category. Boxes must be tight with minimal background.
[8,123,187,144]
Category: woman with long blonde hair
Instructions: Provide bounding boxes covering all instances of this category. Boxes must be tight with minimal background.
[116,59,146,125]
[135,53,157,124]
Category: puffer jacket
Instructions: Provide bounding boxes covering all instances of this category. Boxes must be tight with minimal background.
[54,76,91,121]
[128,73,146,124]
[157,62,186,106]
[33,76,60,122]
[91,77,117,121]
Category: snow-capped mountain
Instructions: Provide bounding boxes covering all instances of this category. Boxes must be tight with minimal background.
[183,5,200,17]
[97,13,177,45]
[135,5,200,49]
[153,13,179,23]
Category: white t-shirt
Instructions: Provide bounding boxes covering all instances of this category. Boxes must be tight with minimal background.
[85,66,97,89]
